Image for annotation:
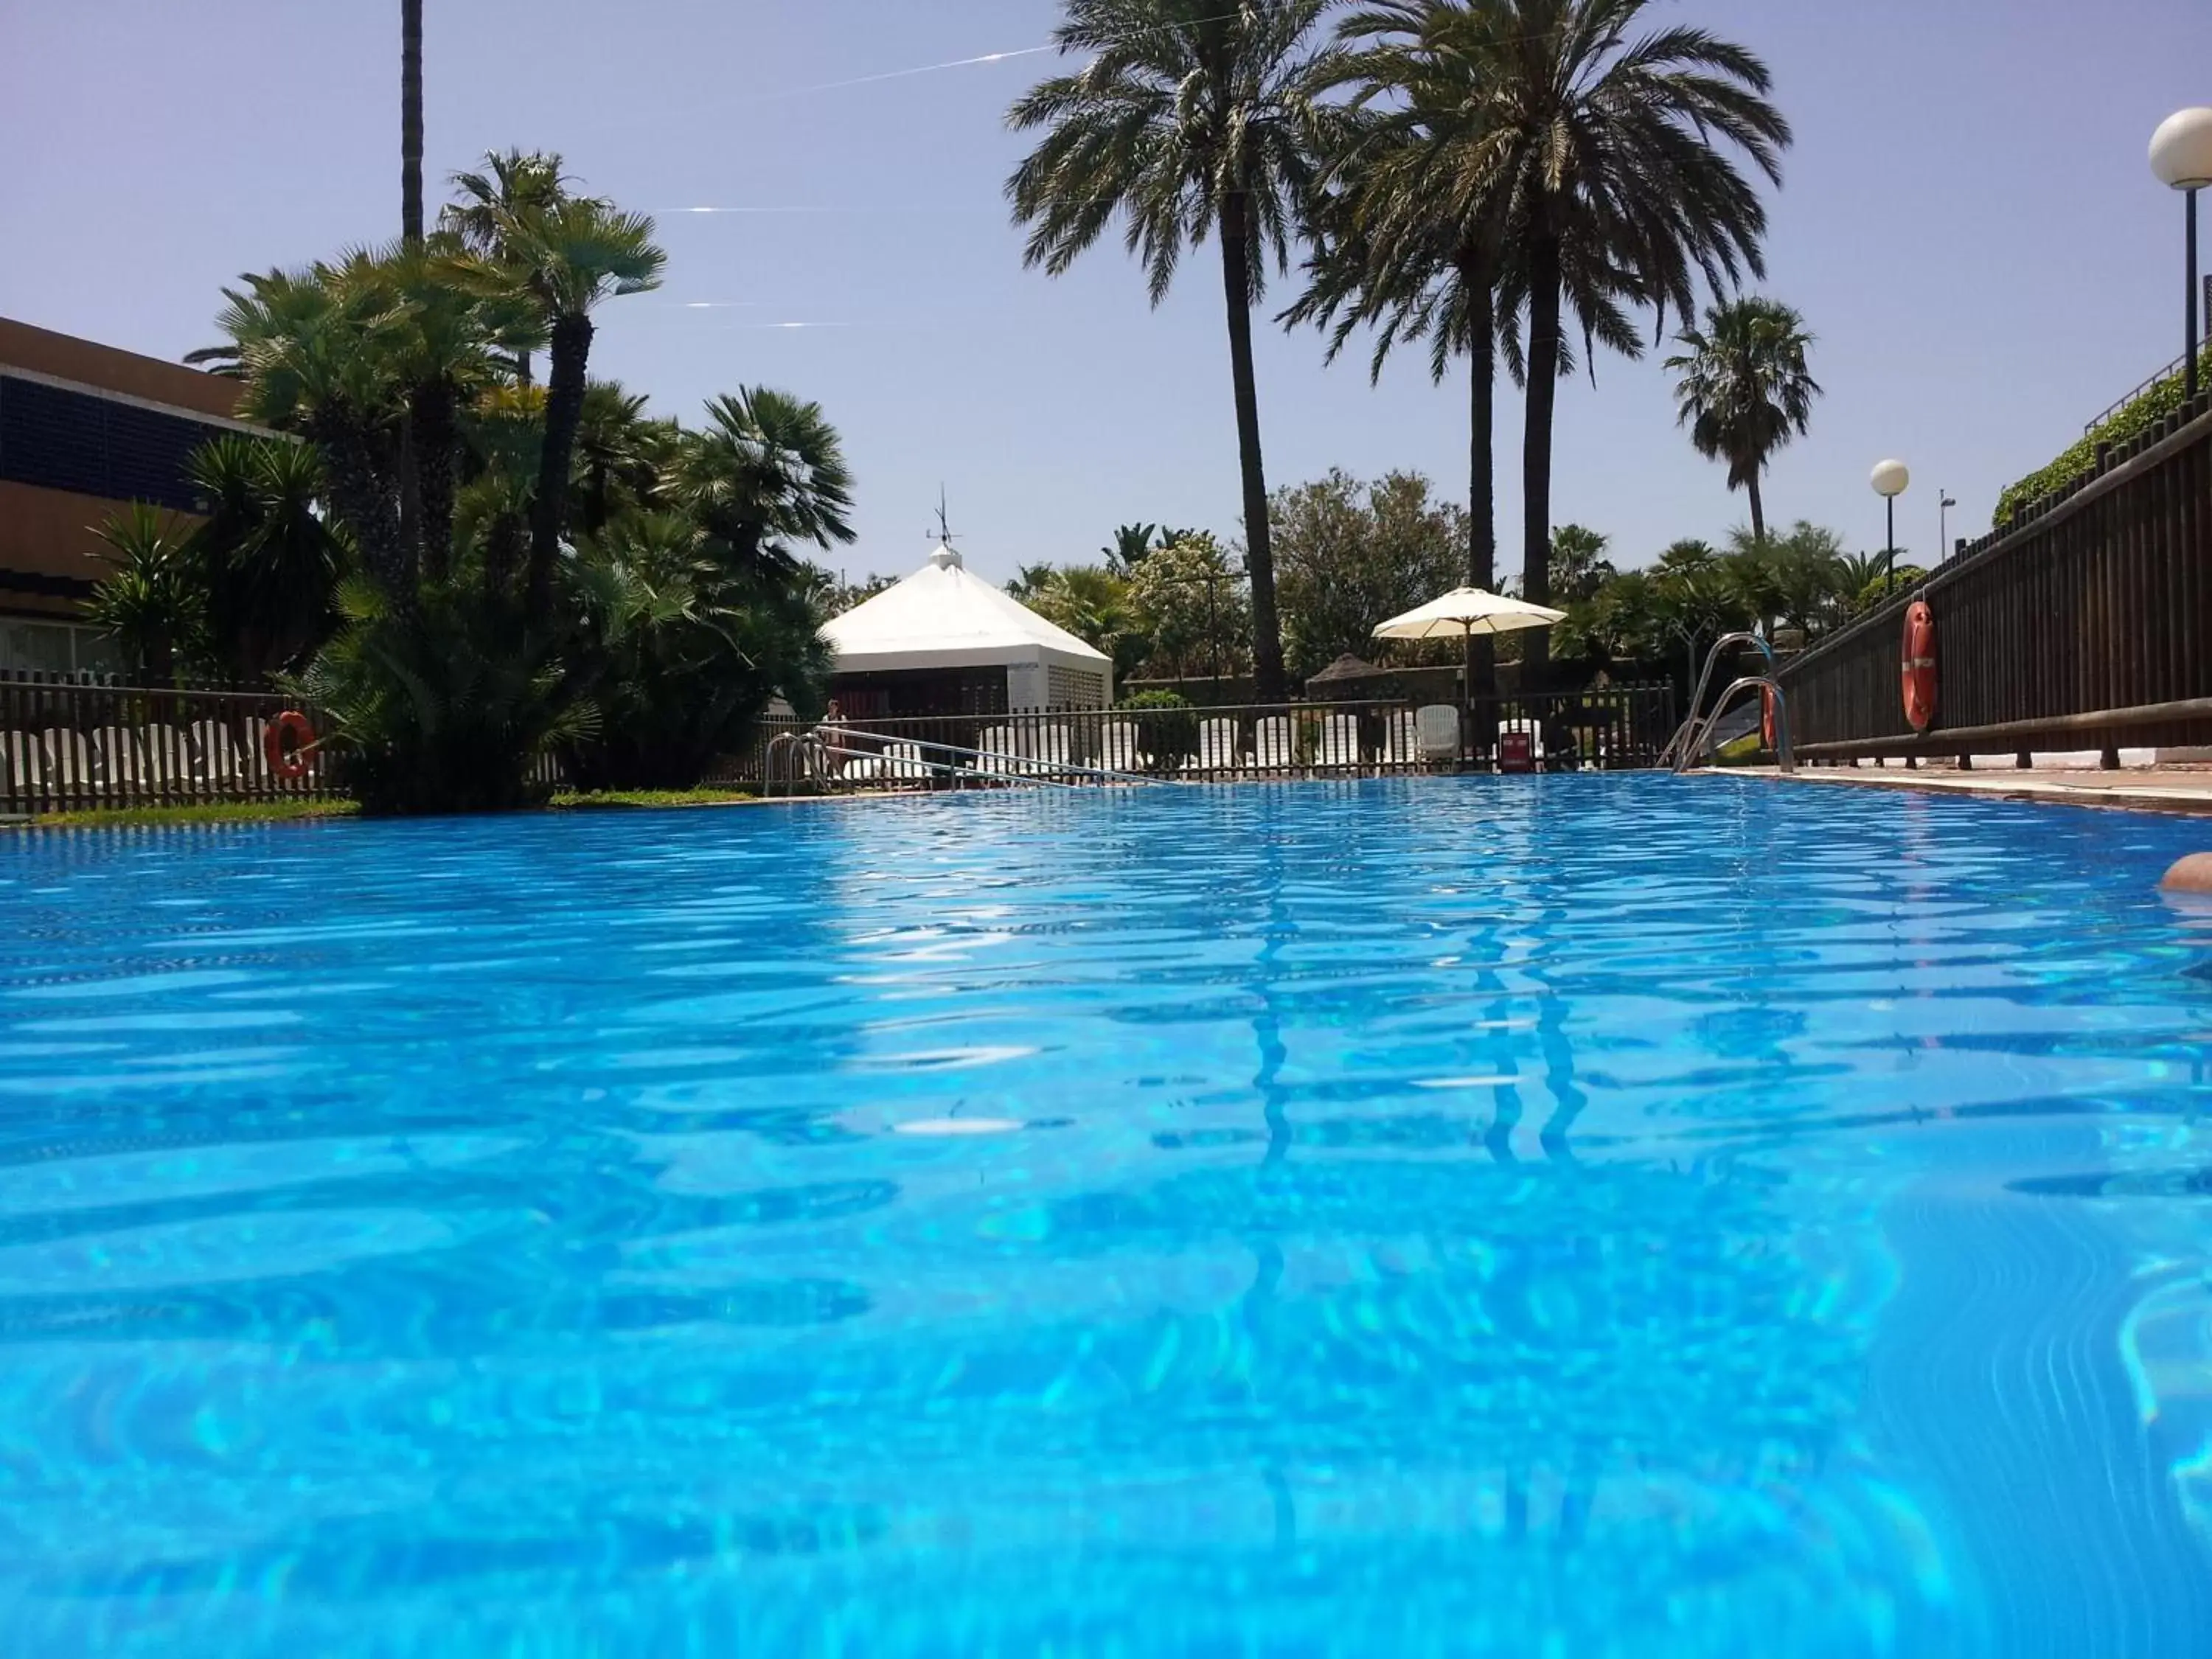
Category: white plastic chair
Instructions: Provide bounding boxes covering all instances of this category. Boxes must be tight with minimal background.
[1416,705,1461,763]
[1099,720,1141,773]
[1316,712,1360,770]
[1253,717,1293,771]
[1034,724,1072,779]
[1381,710,1419,768]
[975,726,1015,779]
[1189,717,1240,775]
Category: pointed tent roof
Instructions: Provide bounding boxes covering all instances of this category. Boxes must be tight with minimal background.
[1307,652,1388,684]
[821,544,1111,671]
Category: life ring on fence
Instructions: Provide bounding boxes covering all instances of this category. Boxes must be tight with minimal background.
[1901,600,1938,732]
[263,710,317,780]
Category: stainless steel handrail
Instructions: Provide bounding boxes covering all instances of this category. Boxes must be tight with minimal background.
[819,726,1166,790]
[1664,632,1778,769]
[1679,676,1796,774]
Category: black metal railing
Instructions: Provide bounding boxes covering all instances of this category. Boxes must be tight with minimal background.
[726,686,1675,790]
[1779,401,2212,760]
[0,670,335,814]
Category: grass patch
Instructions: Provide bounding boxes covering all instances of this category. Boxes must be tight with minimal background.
[21,798,362,830]
[9,785,773,830]
[549,785,764,810]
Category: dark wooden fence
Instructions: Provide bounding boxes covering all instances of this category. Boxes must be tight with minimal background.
[726,686,1675,790]
[1779,400,2212,761]
[0,672,334,814]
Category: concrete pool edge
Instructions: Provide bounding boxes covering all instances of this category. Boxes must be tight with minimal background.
[1703,763,2212,818]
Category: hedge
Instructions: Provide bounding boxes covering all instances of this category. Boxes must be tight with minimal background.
[1994,344,2212,529]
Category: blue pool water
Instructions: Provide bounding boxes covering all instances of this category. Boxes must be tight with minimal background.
[4,776,2212,1656]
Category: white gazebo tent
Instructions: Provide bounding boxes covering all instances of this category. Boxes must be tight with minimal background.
[821,543,1113,715]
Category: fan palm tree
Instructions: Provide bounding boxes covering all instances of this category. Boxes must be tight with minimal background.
[439,149,574,383]
[1459,0,1790,678]
[672,387,858,583]
[224,255,414,595]
[401,0,424,243]
[572,380,674,536]
[459,198,666,619]
[1666,296,1818,547]
[1007,0,1338,702]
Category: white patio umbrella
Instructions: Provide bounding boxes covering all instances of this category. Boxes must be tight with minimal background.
[1371,587,1567,703]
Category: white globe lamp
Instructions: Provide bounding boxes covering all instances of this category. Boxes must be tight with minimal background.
[1871,460,1910,598]
[2150,109,2212,402]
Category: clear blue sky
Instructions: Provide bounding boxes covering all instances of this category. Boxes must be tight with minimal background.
[4,0,2208,585]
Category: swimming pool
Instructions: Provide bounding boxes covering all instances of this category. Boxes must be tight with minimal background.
[3,776,2210,1655]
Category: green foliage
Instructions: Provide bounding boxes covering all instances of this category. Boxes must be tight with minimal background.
[673,388,856,581]
[1994,344,2212,529]
[1851,565,1927,616]
[1271,469,1465,678]
[176,153,835,812]
[550,786,760,810]
[86,506,208,684]
[288,580,593,815]
[1021,563,1150,681]
[1665,296,1820,535]
[804,566,896,626]
[566,512,831,792]
[1116,688,1197,773]
[28,799,361,829]
[1006,0,1342,695]
[1548,524,1617,605]
[1125,534,1250,678]
[184,435,345,678]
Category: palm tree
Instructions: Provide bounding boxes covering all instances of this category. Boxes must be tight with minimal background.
[1288,0,1523,695]
[572,380,675,536]
[185,435,344,678]
[1102,523,1158,571]
[1666,296,1819,546]
[439,150,574,383]
[223,255,413,596]
[463,198,666,620]
[673,387,858,582]
[401,0,424,243]
[1461,0,1790,680]
[86,506,206,684]
[1007,0,1338,702]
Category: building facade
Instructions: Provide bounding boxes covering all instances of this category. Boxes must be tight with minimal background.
[0,316,262,675]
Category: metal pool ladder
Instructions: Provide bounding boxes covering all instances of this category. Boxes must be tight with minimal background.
[1664,631,1798,775]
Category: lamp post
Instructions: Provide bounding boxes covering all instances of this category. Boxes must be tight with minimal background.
[2150,108,2212,404]
[1871,459,1910,595]
[1939,490,1957,563]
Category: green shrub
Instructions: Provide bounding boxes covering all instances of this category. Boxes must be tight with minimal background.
[288,581,594,816]
[1994,345,2212,528]
[1119,688,1197,773]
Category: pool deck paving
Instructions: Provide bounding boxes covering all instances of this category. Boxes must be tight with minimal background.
[1713,761,2212,818]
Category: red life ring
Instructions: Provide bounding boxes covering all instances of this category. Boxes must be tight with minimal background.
[263,709,317,780]
[1902,601,1937,732]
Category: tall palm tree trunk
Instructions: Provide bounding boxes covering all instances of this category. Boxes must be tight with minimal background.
[1520,232,1562,686]
[1220,192,1286,703]
[1745,471,1766,549]
[528,313,594,622]
[1466,264,1498,699]
[412,382,459,582]
[401,0,424,243]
